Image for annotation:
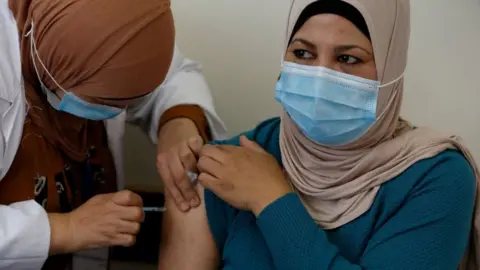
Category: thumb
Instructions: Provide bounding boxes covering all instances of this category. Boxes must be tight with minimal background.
[187,135,204,155]
[239,136,265,153]
[112,190,143,207]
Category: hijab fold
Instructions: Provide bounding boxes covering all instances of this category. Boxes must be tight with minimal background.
[279,1,480,269]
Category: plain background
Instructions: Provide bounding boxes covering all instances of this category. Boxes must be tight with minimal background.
[124,0,480,192]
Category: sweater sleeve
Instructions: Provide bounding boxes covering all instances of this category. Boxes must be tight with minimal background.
[256,153,476,270]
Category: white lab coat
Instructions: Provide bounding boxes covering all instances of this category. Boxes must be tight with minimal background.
[0,2,226,269]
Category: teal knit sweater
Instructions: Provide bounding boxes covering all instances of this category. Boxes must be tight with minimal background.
[204,117,475,270]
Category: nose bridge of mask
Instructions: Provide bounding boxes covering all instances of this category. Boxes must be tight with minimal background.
[280,62,379,112]
[281,61,405,115]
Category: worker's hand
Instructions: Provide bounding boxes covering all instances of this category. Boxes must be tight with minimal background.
[156,118,204,213]
[51,190,144,254]
[157,135,203,212]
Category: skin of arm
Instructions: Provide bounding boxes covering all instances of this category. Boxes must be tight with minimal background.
[48,213,75,255]
[158,185,219,270]
[156,111,218,269]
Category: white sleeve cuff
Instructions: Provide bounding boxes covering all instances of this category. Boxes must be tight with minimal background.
[0,200,50,269]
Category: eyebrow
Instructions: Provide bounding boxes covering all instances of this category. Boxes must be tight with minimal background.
[334,45,372,55]
[291,38,317,49]
[291,38,372,55]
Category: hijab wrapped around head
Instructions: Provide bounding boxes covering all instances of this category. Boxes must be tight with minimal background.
[9,0,175,161]
[278,0,480,268]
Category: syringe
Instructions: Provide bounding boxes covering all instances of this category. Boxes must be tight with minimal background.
[143,171,198,213]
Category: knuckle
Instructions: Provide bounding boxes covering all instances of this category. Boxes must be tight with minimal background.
[199,145,211,155]
[172,171,186,184]
[133,207,144,221]
[156,153,166,165]
[192,136,204,147]
[197,172,209,186]
[125,235,136,246]
[105,200,116,211]
[162,179,174,189]
[198,172,206,181]
[181,190,194,200]
[178,145,191,160]
[185,192,195,201]
[89,194,103,204]
[121,190,134,201]
[172,192,186,205]
[160,172,173,184]
[167,187,183,201]
[197,156,207,169]
[133,222,141,234]
[179,179,193,190]
[129,236,137,246]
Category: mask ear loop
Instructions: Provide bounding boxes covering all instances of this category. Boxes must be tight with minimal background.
[25,23,67,95]
[379,71,405,88]
[374,71,406,121]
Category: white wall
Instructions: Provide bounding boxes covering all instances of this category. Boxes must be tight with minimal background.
[124,0,480,190]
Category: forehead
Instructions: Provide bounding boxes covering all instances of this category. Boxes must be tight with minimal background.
[292,14,370,45]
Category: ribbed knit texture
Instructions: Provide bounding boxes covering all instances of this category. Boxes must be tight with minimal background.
[205,117,475,270]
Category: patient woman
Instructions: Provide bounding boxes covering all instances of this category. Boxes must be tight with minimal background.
[159,0,479,269]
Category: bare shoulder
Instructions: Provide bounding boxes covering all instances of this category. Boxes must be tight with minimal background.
[158,185,219,270]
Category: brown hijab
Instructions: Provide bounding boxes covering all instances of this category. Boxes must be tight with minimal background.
[9,0,175,161]
[279,0,479,268]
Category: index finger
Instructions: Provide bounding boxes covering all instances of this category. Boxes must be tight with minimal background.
[169,153,198,207]
[179,143,198,173]
[199,145,231,164]
[157,154,189,212]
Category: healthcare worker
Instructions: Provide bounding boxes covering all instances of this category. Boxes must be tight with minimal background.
[0,0,225,269]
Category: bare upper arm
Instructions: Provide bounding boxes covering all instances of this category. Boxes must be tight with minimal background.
[158,185,219,270]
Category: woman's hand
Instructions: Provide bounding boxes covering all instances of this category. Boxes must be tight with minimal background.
[156,118,204,212]
[48,190,144,255]
[197,136,292,216]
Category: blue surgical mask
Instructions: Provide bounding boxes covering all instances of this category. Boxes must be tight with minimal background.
[275,61,402,146]
[27,22,123,121]
[42,86,123,120]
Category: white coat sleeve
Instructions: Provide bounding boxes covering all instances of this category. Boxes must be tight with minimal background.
[0,201,50,269]
[126,45,227,142]
[0,2,51,269]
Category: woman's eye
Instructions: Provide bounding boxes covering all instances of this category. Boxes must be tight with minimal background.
[338,55,361,65]
[293,49,314,59]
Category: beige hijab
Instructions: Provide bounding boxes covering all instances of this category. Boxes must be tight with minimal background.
[279,0,480,268]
